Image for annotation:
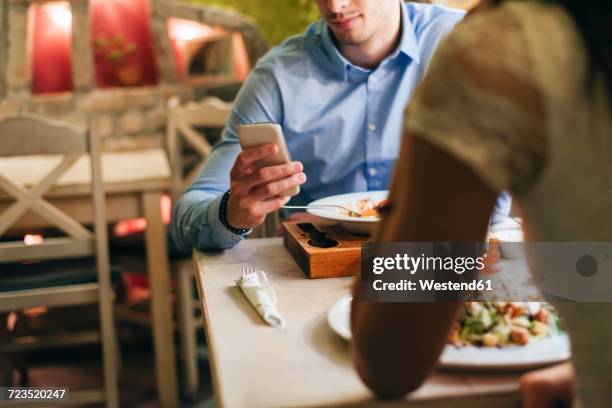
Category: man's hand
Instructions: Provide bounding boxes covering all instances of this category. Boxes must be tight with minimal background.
[227,143,306,229]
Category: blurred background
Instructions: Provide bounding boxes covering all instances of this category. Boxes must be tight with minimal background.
[194,0,477,46]
[195,0,320,46]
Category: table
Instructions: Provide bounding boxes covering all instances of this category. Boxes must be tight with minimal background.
[0,149,178,408]
[193,238,523,408]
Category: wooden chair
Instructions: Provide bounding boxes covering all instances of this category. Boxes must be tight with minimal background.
[166,96,232,399]
[167,96,281,399]
[166,96,279,238]
[0,115,119,407]
[166,96,232,200]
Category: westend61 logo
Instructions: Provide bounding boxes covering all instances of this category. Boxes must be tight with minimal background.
[361,243,489,302]
[370,250,492,294]
[359,242,612,302]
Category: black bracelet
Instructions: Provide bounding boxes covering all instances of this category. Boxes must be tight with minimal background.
[219,190,251,236]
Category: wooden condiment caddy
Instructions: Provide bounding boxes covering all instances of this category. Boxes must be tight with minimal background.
[282,221,367,278]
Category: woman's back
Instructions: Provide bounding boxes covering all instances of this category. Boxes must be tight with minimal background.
[511,2,612,242]
[406,2,612,405]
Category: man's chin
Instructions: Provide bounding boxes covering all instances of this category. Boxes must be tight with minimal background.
[330,29,366,46]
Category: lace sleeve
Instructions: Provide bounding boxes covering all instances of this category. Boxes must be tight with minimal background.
[405,5,546,196]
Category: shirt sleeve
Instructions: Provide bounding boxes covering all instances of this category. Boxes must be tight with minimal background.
[171,63,283,251]
[405,7,546,198]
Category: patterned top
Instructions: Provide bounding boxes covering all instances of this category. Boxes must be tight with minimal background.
[404,2,612,407]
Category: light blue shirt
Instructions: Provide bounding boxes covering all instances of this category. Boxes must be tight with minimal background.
[172,2,511,251]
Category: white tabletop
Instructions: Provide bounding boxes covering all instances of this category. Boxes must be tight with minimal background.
[193,238,522,408]
[0,148,170,187]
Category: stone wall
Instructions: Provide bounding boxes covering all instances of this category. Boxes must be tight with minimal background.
[0,0,266,150]
[0,85,194,151]
[0,1,7,99]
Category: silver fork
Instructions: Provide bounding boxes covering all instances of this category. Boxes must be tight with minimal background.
[282,205,363,216]
[242,264,278,304]
[242,264,256,276]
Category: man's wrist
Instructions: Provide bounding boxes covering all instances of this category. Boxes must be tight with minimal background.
[219,190,252,237]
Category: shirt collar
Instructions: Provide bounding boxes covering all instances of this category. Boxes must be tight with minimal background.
[393,1,420,64]
[321,1,420,80]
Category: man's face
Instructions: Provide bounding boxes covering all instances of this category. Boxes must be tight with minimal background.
[315,0,397,45]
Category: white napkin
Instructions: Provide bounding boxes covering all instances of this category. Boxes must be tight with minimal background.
[236,267,285,328]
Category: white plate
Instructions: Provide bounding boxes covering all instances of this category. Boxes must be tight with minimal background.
[328,295,571,370]
[307,191,388,235]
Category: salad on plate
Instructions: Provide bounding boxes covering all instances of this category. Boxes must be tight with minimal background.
[448,301,563,348]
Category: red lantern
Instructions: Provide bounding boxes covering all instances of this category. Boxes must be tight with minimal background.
[32,2,73,94]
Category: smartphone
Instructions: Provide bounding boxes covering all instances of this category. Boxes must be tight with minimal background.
[237,123,300,196]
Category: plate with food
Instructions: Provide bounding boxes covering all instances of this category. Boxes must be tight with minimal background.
[307,191,388,234]
[328,296,570,370]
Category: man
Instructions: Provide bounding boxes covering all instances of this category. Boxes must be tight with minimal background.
[172,0,510,251]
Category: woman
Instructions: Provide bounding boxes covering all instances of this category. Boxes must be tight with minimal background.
[351,0,611,406]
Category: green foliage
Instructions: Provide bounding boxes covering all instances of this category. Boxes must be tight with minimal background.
[191,0,321,46]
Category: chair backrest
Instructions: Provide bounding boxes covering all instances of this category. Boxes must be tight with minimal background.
[165,98,279,238]
[0,114,108,265]
[166,96,232,200]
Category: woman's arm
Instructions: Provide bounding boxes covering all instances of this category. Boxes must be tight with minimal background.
[351,132,498,398]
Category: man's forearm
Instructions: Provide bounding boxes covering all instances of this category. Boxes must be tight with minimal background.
[171,190,244,251]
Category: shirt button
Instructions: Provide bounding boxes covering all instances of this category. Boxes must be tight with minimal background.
[368,168,377,176]
[368,123,376,132]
